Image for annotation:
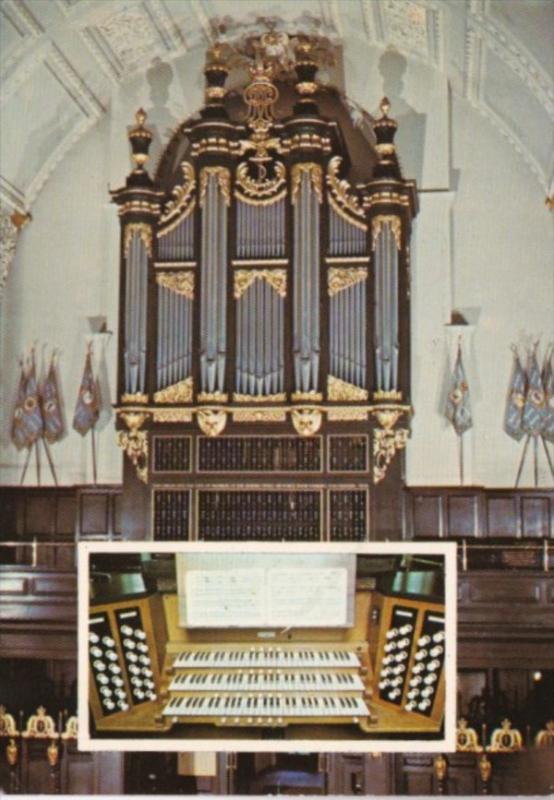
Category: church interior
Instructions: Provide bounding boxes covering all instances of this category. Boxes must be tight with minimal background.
[0,0,553,795]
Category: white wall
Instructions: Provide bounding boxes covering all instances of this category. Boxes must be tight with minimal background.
[1,51,552,487]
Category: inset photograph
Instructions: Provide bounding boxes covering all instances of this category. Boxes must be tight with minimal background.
[79,543,456,752]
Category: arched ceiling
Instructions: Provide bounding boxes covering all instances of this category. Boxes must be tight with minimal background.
[1,0,553,212]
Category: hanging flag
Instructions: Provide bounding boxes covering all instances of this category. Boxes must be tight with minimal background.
[11,356,44,449]
[445,343,473,435]
[41,354,64,444]
[522,348,546,436]
[504,347,527,441]
[541,347,554,443]
[73,347,100,436]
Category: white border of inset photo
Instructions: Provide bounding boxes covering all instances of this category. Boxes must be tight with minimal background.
[78,541,457,753]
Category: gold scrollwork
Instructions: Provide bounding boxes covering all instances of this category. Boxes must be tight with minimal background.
[372,408,409,483]
[155,271,194,299]
[487,719,523,752]
[124,222,153,257]
[120,392,148,404]
[232,408,287,422]
[6,739,18,766]
[327,375,368,402]
[47,740,59,768]
[61,717,78,741]
[233,392,287,403]
[234,269,287,299]
[197,408,227,437]
[116,412,149,484]
[291,407,323,437]
[456,719,482,752]
[159,162,196,227]
[291,163,323,204]
[197,391,228,404]
[153,376,193,404]
[199,166,231,207]
[152,409,193,423]
[327,267,367,297]
[235,160,287,206]
[326,156,365,222]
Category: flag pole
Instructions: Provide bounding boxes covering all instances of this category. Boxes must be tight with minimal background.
[42,438,59,487]
[91,425,98,485]
[459,433,464,485]
[533,435,539,487]
[515,435,531,488]
[34,439,41,486]
[540,436,554,481]
[19,446,32,485]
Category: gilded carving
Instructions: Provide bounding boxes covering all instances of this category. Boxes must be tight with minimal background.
[291,407,323,437]
[433,755,447,782]
[291,390,323,403]
[233,392,287,403]
[47,740,59,767]
[61,716,78,740]
[327,267,367,297]
[192,138,239,157]
[234,269,287,299]
[124,222,153,257]
[6,739,17,766]
[22,707,57,739]
[371,215,402,250]
[197,391,228,404]
[488,719,523,752]
[153,376,193,404]
[232,408,287,423]
[363,192,411,210]
[199,166,231,207]
[327,407,368,421]
[117,200,161,216]
[478,754,492,784]
[197,408,227,437]
[0,706,18,736]
[235,160,287,205]
[120,392,148,405]
[327,375,368,402]
[283,133,332,154]
[326,156,366,223]
[535,720,554,747]
[152,409,193,423]
[291,163,323,204]
[456,718,482,752]
[159,162,196,228]
[296,81,318,96]
[116,411,149,483]
[373,389,403,402]
[155,271,194,299]
[372,407,409,483]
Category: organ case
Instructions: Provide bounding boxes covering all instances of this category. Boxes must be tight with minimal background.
[111,34,418,540]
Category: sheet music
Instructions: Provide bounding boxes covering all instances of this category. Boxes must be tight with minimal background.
[185,568,266,627]
[268,568,348,626]
[182,565,349,628]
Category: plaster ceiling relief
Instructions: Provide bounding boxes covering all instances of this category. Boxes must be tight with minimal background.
[0,0,553,211]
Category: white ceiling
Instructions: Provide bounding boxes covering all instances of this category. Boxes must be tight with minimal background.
[1,0,553,211]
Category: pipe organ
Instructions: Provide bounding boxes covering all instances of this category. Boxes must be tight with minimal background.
[111,34,417,541]
[88,556,445,739]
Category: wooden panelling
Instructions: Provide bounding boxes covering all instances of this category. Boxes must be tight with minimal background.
[406,488,554,539]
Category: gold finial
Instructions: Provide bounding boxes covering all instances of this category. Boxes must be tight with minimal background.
[135,108,146,126]
[380,97,391,118]
[546,194,554,210]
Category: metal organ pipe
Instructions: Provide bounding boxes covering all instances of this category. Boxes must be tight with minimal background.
[374,222,400,393]
[200,174,228,394]
[124,231,148,394]
[158,213,194,261]
[236,199,285,259]
[328,206,366,256]
[293,172,320,394]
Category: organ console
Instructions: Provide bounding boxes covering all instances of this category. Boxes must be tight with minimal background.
[87,553,447,741]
